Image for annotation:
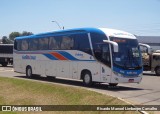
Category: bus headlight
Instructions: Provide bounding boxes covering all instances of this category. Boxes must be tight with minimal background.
[113,71,124,77]
[138,73,142,77]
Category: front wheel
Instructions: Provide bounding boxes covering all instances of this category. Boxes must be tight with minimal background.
[155,67,160,76]
[26,66,33,78]
[82,71,92,86]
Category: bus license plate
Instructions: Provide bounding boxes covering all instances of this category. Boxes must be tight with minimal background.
[128,79,134,82]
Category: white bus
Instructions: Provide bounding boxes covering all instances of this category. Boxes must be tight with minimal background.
[14,28,143,86]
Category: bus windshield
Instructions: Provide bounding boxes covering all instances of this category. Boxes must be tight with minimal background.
[110,37,142,70]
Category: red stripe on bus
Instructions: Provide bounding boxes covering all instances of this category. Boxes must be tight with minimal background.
[50,52,68,60]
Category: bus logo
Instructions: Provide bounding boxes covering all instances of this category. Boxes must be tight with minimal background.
[75,53,84,58]
[22,55,36,60]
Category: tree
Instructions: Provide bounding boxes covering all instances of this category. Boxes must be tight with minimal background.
[2,36,8,44]
[9,32,21,41]
[2,36,13,44]
[8,31,33,41]
[21,31,33,36]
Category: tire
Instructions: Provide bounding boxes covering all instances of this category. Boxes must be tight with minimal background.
[26,66,33,78]
[2,62,8,67]
[155,67,160,76]
[109,83,118,86]
[82,71,92,86]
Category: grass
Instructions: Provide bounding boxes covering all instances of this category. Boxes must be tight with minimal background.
[0,77,140,114]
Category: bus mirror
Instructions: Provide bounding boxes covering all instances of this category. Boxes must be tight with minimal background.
[139,43,151,54]
[103,40,118,52]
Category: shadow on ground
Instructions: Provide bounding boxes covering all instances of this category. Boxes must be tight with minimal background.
[14,75,146,92]
[143,72,158,77]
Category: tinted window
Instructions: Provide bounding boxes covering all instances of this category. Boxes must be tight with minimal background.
[39,37,49,50]
[90,32,111,66]
[91,32,107,51]
[49,35,76,50]
[14,40,17,50]
[74,33,91,55]
[61,36,74,50]
[29,38,38,50]
[49,36,61,50]
[21,39,28,51]
[17,40,22,51]
[101,44,111,67]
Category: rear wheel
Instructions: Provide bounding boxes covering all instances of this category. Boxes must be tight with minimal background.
[82,71,92,86]
[2,62,8,67]
[26,66,33,78]
[155,67,160,76]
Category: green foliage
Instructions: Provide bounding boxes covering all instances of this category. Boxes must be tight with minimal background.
[0,77,140,114]
[2,36,13,44]
[9,31,33,41]
[9,32,21,41]
[0,31,34,44]
[21,31,33,36]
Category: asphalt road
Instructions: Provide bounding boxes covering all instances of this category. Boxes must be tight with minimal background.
[0,65,160,105]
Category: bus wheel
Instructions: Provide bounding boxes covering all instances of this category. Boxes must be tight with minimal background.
[2,62,8,67]
[26,66,33,78]
[155,67,160,76]
[109,83,118,86]
[83,71,92,86]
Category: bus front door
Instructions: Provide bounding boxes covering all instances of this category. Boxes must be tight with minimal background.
[100,45,112,83]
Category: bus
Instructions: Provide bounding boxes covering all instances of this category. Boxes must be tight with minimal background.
[0,44,13,67]
[13,28,143,86]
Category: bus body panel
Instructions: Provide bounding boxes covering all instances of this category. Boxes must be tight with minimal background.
[14,27,143,85]
[110,72,142,83]
[45,60,57,76]
[14,49,112,83]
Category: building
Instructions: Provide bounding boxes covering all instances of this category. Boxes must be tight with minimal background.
[137,36,160,51]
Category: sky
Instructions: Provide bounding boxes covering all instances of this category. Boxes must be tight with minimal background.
[0,0,160,38]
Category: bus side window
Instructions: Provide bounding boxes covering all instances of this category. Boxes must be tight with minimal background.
[21,39,28,51]
[75,34,92,55]
[14,40,17,50]
[29,39,38,50]
[49,37,60,50]
[61,36,74,50]
[101,44,111,66]
[39,38,49,50]
[17,40,22,51]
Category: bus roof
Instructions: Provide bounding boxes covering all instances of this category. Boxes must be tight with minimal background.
[15,28,136,40]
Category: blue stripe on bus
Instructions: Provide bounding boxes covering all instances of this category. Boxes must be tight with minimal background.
[56,51,95,61]
[113,67,142,77]
[43,51,95,61]
[14,50,95,61]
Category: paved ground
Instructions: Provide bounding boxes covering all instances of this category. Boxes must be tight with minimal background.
[0,66,160,106]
